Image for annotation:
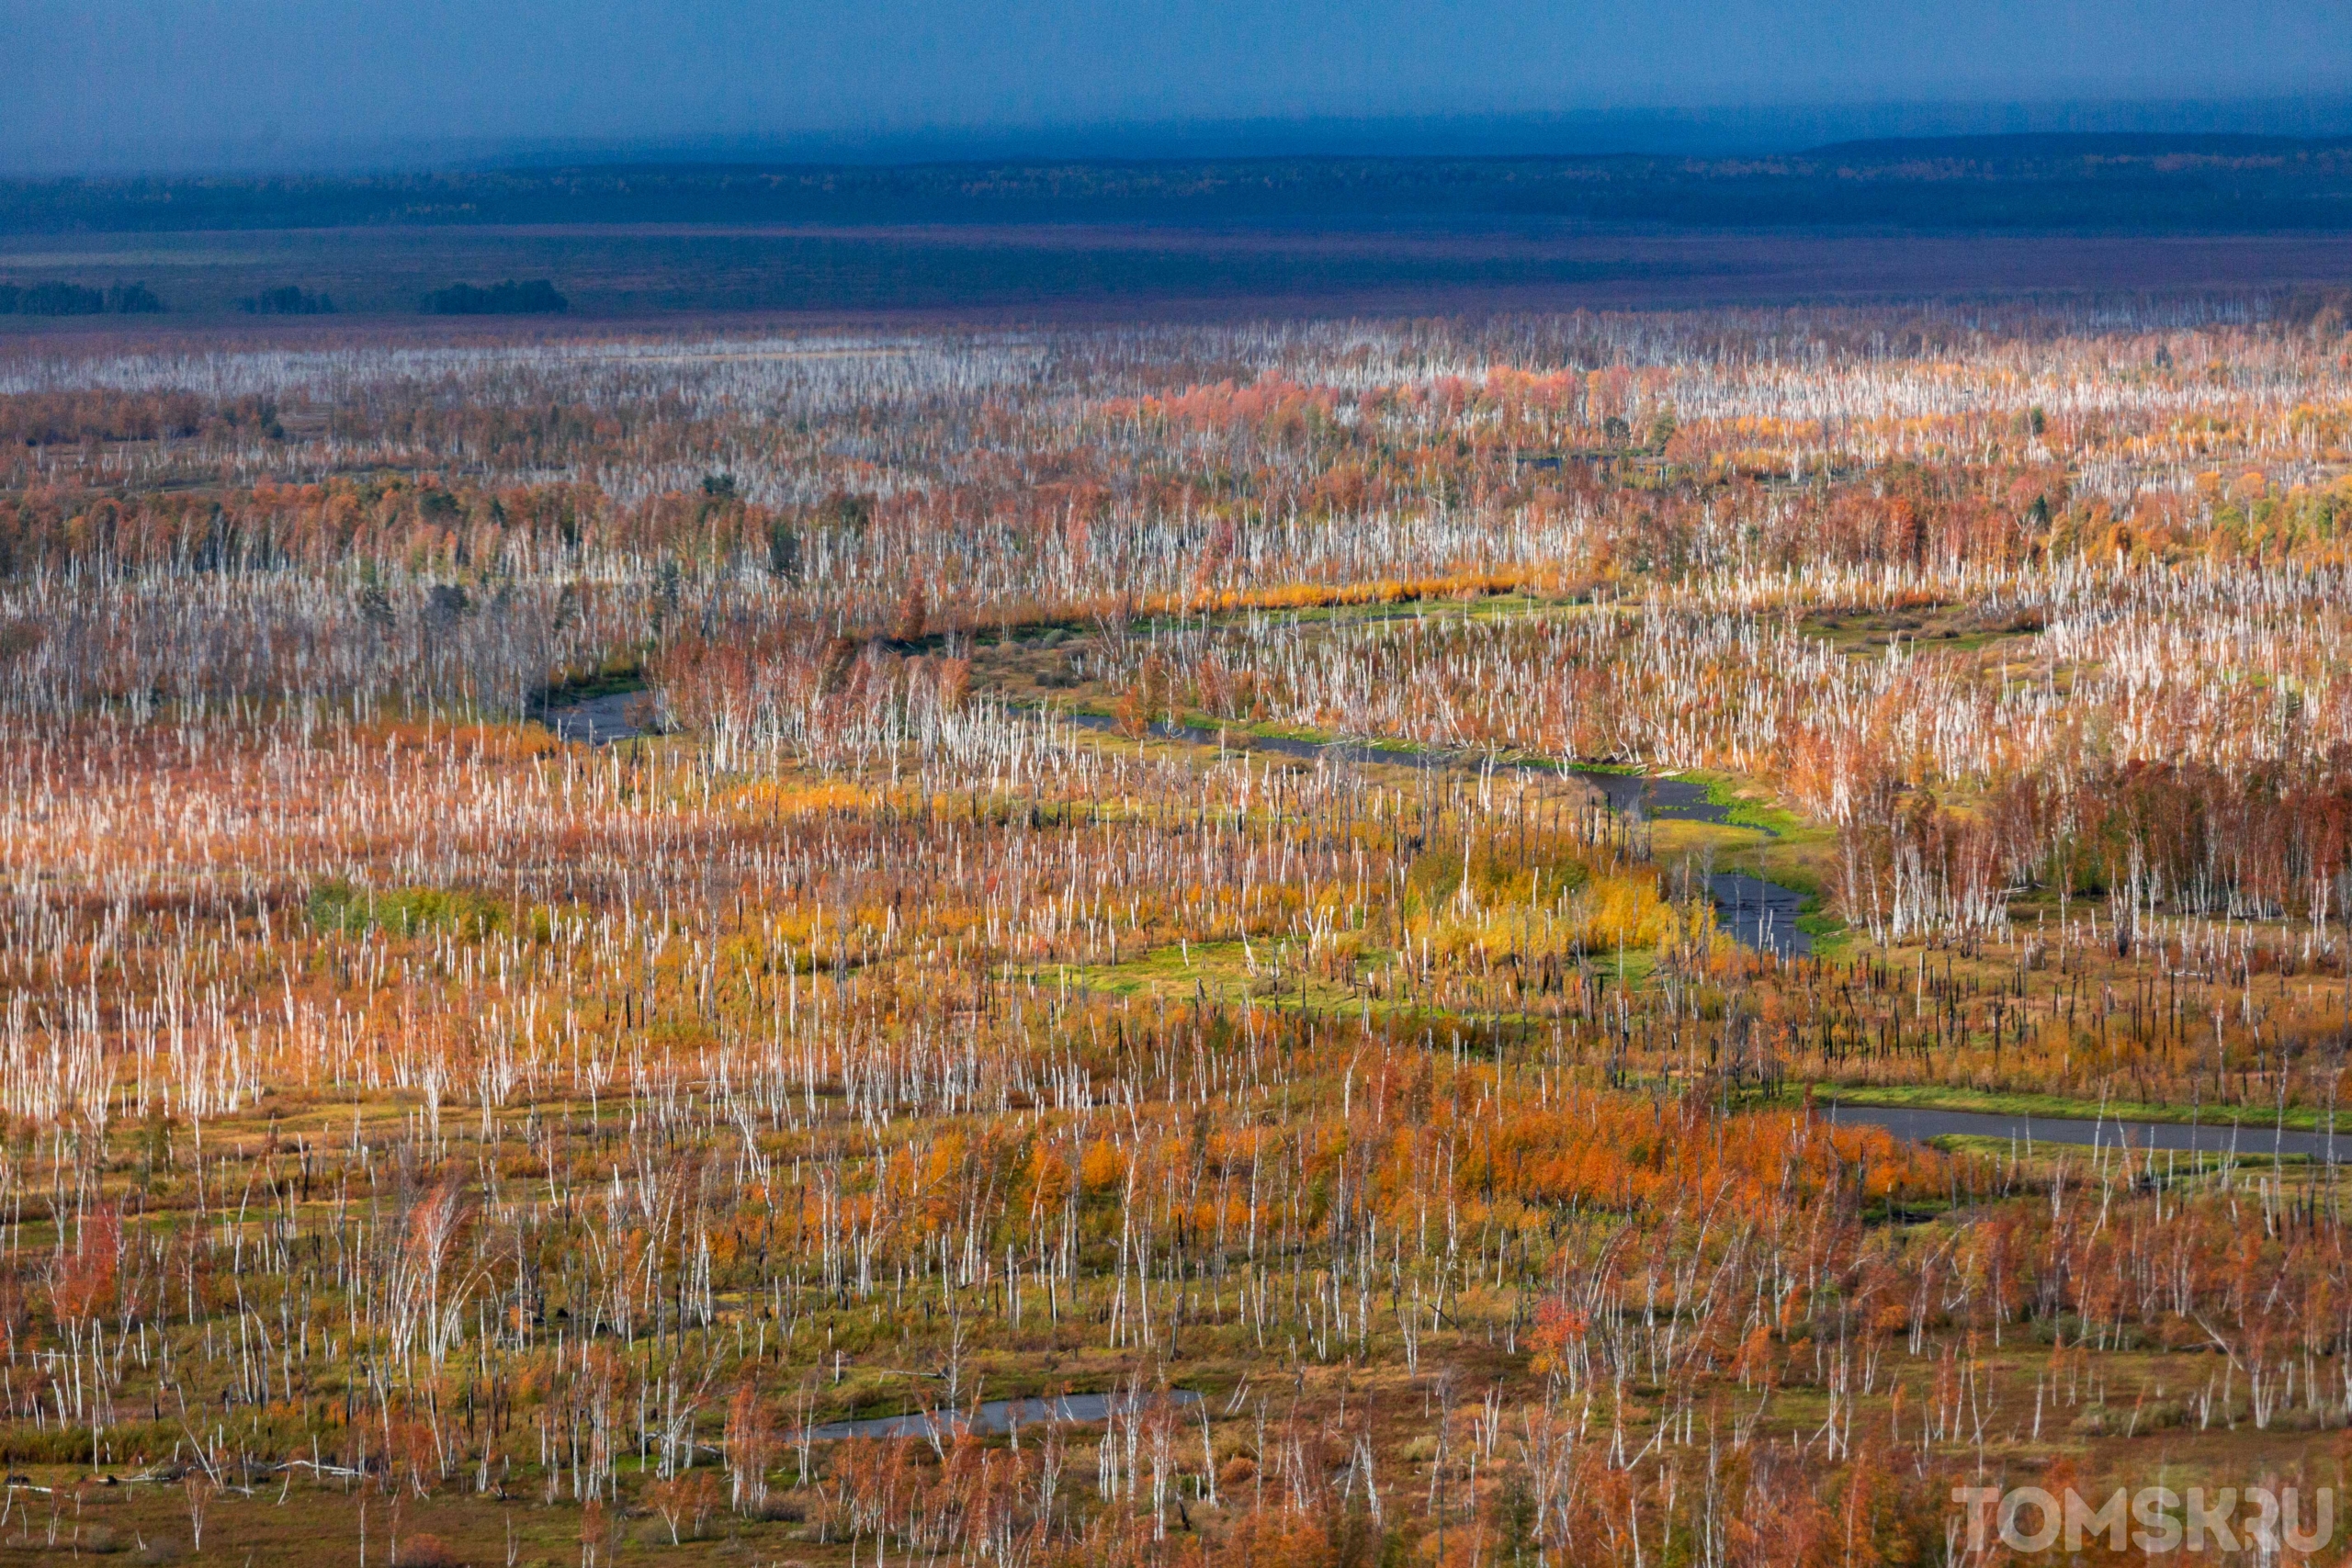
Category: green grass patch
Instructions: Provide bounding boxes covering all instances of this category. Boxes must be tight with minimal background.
[1697,773,1807,838]
[1057,935,1662,1021]
[308,879,505,939]
[1793,910,1855,953]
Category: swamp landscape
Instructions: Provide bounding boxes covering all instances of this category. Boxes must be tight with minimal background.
[4,266,2352,1564]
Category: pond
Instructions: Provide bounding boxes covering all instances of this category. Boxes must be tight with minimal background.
[541,689,650,744]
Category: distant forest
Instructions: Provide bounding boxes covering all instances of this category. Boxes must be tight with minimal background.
[0,280,163,313]
[420,278,567,315]
[4,135,2351,233]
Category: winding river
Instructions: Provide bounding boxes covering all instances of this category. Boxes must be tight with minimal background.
[537,694,1816,956]
[1059,713,1814,955]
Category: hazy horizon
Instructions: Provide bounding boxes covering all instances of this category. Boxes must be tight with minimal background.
[6,0,2352,176]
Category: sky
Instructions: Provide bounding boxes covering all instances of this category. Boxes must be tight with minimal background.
[6,0,2352,173]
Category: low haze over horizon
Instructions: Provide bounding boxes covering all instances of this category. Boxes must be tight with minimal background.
[6,0,2352,175]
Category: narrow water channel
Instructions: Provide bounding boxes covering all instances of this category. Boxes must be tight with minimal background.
[1824,1102,2339,1159]
[1059,712,1811,954]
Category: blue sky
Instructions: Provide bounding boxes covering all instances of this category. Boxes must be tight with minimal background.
[6,0,2352,172]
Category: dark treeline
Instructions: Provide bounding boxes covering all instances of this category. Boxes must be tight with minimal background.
[235,283,335,315]
[421,277,569,315]
[4,136,2352,235]
[0,279,164,314]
